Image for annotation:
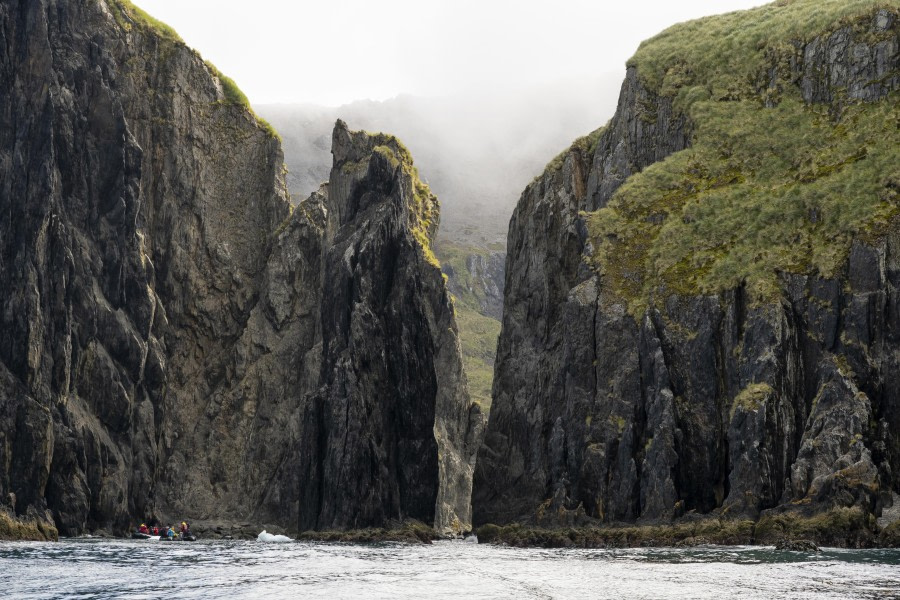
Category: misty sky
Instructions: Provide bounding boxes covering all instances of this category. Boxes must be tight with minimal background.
[134,0,767,106]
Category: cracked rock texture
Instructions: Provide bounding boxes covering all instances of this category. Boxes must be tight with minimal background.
[0,0,477,539]
[474,6,900,536]
[297,122,482,535]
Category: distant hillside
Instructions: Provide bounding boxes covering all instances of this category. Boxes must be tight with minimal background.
[256,77,621,246]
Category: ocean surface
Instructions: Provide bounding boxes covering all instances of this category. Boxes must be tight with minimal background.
[1,537,899,599]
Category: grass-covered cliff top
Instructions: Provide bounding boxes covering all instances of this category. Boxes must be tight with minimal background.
[362,132,441,268]
[584,0,900,315]
[337,124,441,267]
[108,0,183,43]
[540,126,606,179]
[108,0,280,140]
[629,0,897,97]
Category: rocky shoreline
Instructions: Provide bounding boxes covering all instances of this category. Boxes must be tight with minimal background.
[2,1,899,549]
[476,508,900,549]
[3,508,899,548]
[0,510,58,542]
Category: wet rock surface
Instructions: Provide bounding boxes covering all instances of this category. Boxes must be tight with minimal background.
[775,539,820,552]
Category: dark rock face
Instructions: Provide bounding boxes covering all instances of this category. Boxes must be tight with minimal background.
[775,539,820,552]
[474,9,900,531]
[298,123,481,535]
[0,1,477,539]
[0,0,289,536]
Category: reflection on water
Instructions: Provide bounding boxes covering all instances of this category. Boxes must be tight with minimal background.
[1,539,898,599]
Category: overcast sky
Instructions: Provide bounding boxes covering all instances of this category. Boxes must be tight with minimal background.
[134,0,768,106]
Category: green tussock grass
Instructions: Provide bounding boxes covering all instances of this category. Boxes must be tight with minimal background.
[476,518,756,548]
[628,0,896,97]
[585,2,900,316]
[374,145,401,170]
[435,241,498,312]
[477,508,880,548]
[108,0,183,43]
[880,520,900,547]
[110,1,279,141]
[297,521,437,544]
[388,142,439,268]
[367,132,415,165]
[204,60,249,107]
[203,60,281,140]
[408,171,440,268]
[341,127,436,265]
[755,507,876,545]
[541,125,607,178]
[730,383,774,419]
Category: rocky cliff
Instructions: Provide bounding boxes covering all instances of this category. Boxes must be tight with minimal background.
[474,0,900,542]
[296,122,482,535]
[0,0,477,540]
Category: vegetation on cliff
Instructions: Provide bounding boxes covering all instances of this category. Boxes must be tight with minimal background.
[0,511,58,542]
[628,0,895,94]
[434,241,505,409]
[541,126,606,178]
[108,0,183,43]
[362,132,441,267]
[584,1,899,315]
[109,0,280,140]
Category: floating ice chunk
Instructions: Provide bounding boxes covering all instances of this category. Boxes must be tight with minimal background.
[257,530,293,543]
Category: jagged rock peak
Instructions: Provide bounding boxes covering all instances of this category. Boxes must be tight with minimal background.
[298,121,482,536]
[327,120,440,263]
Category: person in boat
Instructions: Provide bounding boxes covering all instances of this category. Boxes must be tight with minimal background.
[180,522,188,535]
[152,525,159,536]
[138,523,149,535]
[166,526,176,540]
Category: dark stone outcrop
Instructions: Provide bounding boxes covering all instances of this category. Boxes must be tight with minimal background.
[474,6,900,540]
[0,0,477,539]
[297,122,481,535]
[775,539,820,552]
[0,0,288,537]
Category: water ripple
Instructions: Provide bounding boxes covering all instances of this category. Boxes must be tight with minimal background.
[0,539,898,599]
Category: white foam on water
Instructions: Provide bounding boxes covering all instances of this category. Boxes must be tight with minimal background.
[257,530,293,543]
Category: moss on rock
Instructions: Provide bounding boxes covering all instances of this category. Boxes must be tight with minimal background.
[585,3,900,316]
[476,508,882,548]
[755,507,877,547]
[730,383,774,419]
[0,510,58,542]
[108,0,184,43]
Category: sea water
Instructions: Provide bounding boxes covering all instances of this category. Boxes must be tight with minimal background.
[1,538,898,599]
